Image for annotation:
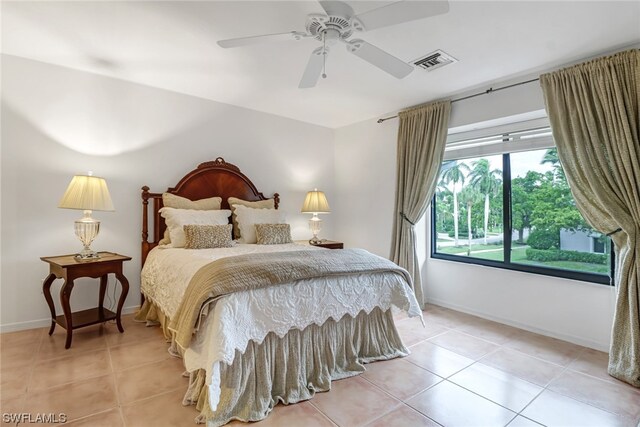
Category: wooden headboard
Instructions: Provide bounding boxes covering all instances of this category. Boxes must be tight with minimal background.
[141,157,279,266]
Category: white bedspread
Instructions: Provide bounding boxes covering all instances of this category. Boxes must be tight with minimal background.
[141,243,422,412]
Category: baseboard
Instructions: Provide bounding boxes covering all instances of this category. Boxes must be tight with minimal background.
[0,305,140,334]
[427,297,610,352]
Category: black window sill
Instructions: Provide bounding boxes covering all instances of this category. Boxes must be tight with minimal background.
[430,252,612,286]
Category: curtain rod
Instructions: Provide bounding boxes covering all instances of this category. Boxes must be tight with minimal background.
[376,77,540,124]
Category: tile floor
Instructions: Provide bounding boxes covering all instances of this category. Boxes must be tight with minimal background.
[1,305,639,427]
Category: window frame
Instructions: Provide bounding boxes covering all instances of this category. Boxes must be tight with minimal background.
[430,151,614,286]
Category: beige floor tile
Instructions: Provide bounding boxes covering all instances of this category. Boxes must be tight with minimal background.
[504,330,584,366]
[310,376,401,427]
[38,326,108,361]
[568,348,617,383]
[522,390,633,427]
[407,380,516,427]
[365,404,440,427]
[406,341,474,378]
[362,358,442,400]
[0,328,44,348]
[115,358,186,403]
[228,401,335,426]
[428,330,499,360]
[548,370,640,420]
[65,409,124,426]
[122,389,198,427]
[24,374,118,423]
[449,363,543,412]
[0,363,32,400]
[479,348,564,387]
[423,307,479,329]
[395,317,449,347]
[507,416,544,426]
[457,318,522,345]
[29,349,112,391]
[1,343,38,371]
[0,395,25,418]
[103,316,164,348]
[109,337,173,371]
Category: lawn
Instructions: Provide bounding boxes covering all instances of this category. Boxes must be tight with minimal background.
[437,245,608,274]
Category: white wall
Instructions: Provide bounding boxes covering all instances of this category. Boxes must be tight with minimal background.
[1,55,335,331]
[334,71,616,351]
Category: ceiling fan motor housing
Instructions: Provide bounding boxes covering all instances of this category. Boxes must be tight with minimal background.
[306,14,354,42]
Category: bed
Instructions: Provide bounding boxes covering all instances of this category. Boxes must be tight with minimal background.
[137,157,422,426]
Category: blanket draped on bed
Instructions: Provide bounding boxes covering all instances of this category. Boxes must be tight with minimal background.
[169,248,413,351]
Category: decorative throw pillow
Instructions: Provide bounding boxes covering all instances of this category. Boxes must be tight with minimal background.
[232,204,286,244]
[255,224,292,245]
[159,207,231,248]
[183,224,233,249]
[228,197,275,240]
[159,194,222,245]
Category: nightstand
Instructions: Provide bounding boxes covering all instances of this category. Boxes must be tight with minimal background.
[40,252,131,349]
[297,240,344,249]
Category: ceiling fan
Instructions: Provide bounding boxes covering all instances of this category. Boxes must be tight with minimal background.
[217,1,449,88]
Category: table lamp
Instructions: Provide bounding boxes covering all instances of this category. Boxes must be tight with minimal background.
[301,188,330,245]
[58,173,114,259]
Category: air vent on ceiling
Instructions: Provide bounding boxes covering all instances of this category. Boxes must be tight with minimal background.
[413,50,457,72]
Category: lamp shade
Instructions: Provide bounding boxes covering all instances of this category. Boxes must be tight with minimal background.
[58,175,115,211]
[301,188,330,214]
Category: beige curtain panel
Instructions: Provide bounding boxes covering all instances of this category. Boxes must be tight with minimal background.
[540,49,640,387]
[391,100,451,308]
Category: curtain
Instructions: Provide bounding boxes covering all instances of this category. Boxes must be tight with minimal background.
[540,49,640,387]
[391,100,451,308]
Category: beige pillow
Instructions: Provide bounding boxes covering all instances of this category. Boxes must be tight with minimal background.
[255,224,292,245]
[159,194,222,245]
[159,207,231,248]
[233,205,286,244]
[183,224,233,249]
[228,197,275,240]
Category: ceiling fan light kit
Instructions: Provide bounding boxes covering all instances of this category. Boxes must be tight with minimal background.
[217,0,450,88]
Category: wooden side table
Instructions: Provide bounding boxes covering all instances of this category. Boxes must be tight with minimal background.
[296,240,344,249]
[40,252,131,349]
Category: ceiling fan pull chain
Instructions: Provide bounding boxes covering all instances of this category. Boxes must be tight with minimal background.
[322,32,327,79]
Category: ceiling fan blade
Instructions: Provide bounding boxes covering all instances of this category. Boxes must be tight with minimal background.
[317,1,354,18]
[299,47,326,89]
[218,31,305,48]
[346,39,413,79]
[353,1,449,32]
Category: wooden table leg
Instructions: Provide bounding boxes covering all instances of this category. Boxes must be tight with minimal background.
[115,273,129,333]
[42,273,57,335]
[98,275,108,311]
[60,279,75,349]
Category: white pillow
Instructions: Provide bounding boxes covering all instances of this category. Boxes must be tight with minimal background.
[159,207,231,248]
[232,204,286,244]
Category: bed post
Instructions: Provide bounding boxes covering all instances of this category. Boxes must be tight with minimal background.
[141,186,150,305]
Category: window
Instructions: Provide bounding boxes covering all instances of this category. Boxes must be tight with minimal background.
[432,123,613,285]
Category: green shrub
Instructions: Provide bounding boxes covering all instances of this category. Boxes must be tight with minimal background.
[526,229,560,250]
[526,248,608,265]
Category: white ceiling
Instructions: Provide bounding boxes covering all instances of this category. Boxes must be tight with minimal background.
[2,1,639,128]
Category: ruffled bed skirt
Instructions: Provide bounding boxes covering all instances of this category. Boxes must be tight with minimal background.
[136,301,408,426]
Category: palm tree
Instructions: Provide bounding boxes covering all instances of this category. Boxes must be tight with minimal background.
[440,161,470,246]
[469,159,502,245]
[541,148,565,182]
[459,186,480,254]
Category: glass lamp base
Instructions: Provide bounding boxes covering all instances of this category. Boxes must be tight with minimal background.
[74,211,101,259]
[308,216,323,246]
[75,247,100,259]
